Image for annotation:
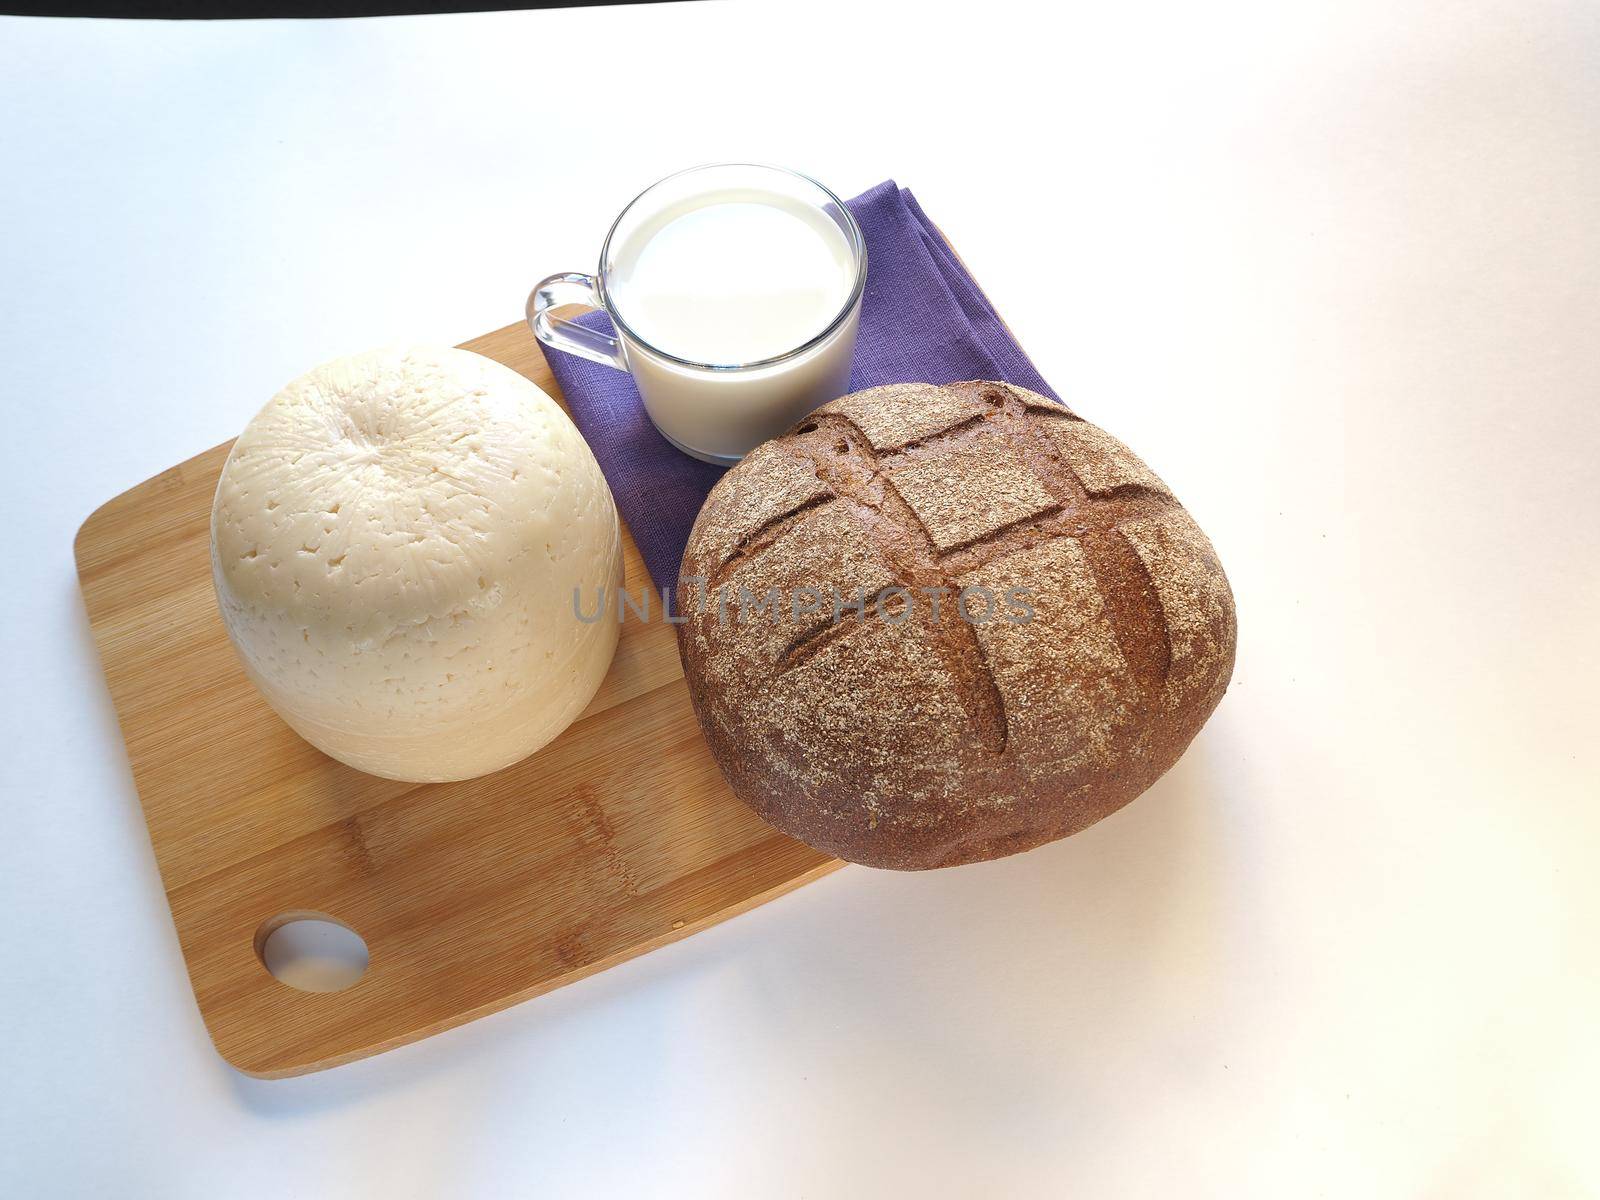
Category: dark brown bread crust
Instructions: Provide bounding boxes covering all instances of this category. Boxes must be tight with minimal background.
[676,382,1237,870]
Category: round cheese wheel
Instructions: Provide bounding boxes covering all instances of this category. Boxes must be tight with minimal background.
[210,345,622,782]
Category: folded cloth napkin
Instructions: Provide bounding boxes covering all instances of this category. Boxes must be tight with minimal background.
[545,180,1059,593]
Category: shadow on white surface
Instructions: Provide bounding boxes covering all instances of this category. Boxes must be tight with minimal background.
[730,744,1242,1119]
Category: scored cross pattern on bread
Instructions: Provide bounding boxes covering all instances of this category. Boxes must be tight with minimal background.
[678,381,1236,870]
[703,383,1179,756]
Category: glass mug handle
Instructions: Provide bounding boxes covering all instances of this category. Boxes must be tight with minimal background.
[526,272,629,372]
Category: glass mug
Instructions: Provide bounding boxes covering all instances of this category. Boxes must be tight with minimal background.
[527,164,867,465]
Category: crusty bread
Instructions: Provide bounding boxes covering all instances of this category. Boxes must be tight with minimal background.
[676,381,1236,869]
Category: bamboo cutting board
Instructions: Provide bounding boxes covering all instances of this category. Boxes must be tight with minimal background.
[74,322,843,1078]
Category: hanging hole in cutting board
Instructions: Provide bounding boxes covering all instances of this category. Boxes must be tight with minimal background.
[255,912,369,993]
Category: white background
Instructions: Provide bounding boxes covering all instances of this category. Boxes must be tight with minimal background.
[2,1,1597,1195]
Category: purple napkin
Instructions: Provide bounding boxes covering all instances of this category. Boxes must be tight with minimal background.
[545,181,1058,592]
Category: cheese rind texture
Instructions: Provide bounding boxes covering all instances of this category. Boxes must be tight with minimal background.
[211,345,622,782]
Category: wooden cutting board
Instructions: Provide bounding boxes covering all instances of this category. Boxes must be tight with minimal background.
[74,322,843,1078]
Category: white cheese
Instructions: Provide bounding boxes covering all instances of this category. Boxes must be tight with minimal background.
[210,345,622,782]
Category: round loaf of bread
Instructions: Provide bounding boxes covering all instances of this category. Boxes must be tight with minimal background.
[677,381,1236,869]
[211,345,622,783]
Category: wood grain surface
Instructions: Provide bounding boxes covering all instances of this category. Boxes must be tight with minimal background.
[73,321,843,1078]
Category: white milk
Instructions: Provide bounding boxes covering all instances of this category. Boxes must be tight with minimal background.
[609,193,856,364]
[605,187,863,463]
